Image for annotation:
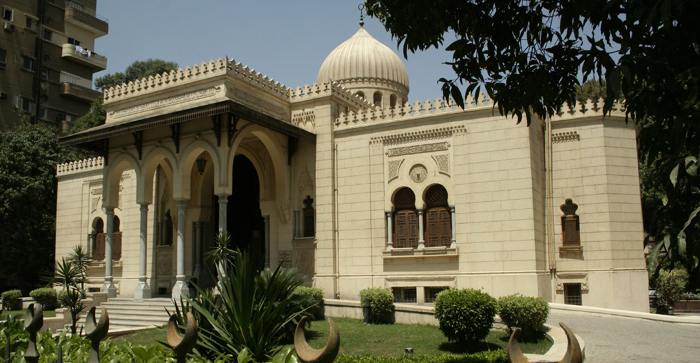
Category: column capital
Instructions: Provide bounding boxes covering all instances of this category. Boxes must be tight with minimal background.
[217,195,229,202]
[139,204,149,211]
[176,199,189,207]
[105,206,115,215]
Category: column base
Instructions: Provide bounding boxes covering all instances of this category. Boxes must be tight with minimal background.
[171,280,189,301]
[385,245,394,252]
[450,241,456,249]
[133,280,152,302]
[102,279,117,298]
[417,241,426,250]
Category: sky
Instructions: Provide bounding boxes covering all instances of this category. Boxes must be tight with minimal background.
[94,1,454,103]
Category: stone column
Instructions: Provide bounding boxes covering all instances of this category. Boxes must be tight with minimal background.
[134,204,152,301]
[193,221,203,279]
[450,206,457,249]
[102,207,117,297]
[218,195,228,235]
[264,215,270,269]
[172,199,189,300]
[417,209,425,250]
[385,212,393,251]
[87,233,94,256]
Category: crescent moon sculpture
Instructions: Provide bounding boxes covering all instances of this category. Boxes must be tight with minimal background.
[507,322,583,363]
[85,307,110,363]
[294,316,340,363]
[166,312,199,363]
[24,303,43,363]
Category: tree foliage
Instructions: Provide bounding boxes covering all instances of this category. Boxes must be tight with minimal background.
[366,0,700,284]
[72,59,178,133]
[0,118,85,293]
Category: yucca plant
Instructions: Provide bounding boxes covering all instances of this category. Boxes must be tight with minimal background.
[68,245,92,292]
[185,249,310,361]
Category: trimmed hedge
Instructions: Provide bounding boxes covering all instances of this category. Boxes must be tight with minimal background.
[434,289,497,343]
[656,267,690,311]
[334,351,507,363]
[1,289,22,310]
[359,287,395,324]
[30,288,59,311]
[294,286,325,319]
[497,294,549,338]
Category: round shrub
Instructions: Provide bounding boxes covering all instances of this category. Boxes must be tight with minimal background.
[359,287,395,324]
[434,288,497,343]
[497,294,549,338]
[30,287,59,310]
[1,289,22,310]
[293,286,325,319]
[656,267,689,312]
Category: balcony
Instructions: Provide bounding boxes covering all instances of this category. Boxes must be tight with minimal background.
[64,1,108,37]
[62,44,107,71]
[61,82,102,103]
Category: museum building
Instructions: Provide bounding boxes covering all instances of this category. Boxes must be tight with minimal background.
[56,23,649,311]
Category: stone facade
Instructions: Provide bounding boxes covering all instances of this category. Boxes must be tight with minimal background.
[56,26,648,312]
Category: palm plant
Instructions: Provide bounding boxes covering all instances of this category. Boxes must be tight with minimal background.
[54,258,86,334]
[205,232,237,277]
[68,245,92,293]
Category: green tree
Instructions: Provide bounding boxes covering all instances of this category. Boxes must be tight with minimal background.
[72,59,178,133]
[366,0,700,283]
[0,117,84,293]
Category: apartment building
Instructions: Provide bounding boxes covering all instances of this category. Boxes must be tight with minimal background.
[0,0,107,131]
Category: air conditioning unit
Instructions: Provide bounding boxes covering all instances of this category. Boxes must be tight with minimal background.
[3,22,15,32]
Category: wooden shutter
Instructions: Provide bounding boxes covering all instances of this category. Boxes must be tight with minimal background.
[113,232,122,260]
[94,233,105,261]
[425,185,451,247]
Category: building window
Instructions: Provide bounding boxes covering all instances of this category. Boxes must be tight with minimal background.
[12,96,36,114]
[25,17,37,31]
[425,287,449,303]
[22,56,34,71]
[43,29,52,41]
[39,108,48,120]
[0,49,6,69]
[390,94,397,108]
[302,195,315,237]
[93,218,105,260]
[393,187,418,248]
[355,91,365,100]
[424,185,451,247]
[159,209,174,246]
[392,287,417,303]
[373,91,382,107]
[2,7,13,21]
[560,198,580,246]
[113,216,122,260]
[564,284,582,305]
[40,67,49,80]
[67,37,81,46]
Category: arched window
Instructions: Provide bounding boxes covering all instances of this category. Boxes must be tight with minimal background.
[113,216,122,261]
[303,195,315,237]
[374,91,382,107]
[393,188,419,248]
[356,91,365,100]
[390,94,397,108]
[93,218,105,261]
[424,185,451,247]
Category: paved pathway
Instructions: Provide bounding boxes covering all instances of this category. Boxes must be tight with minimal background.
[548,310,700,363]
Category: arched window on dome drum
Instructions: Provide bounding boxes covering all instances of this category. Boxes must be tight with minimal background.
[390,94,397,108]
[94,217,105,261]
[424,185,451,247]
[113,215,122,261]
[374,91,382,107]
[356,91,365,100]
[393,187,419,248]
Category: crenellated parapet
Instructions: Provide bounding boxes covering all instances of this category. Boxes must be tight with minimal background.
[335,94,628,130]
[289,81,373,110]
[57,157,104,176]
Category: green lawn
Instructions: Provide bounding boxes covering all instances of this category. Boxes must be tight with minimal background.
[1,309,56,320]
[110,318,551,357]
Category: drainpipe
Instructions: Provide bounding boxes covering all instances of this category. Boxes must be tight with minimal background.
[333,142,340,299]
[545,115,556,275]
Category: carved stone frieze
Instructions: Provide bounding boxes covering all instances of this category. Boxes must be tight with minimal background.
[555,273,589,291]
[387,142,449,157]
[109,86,221,119]
[231,87,287,119]
[91,197,100,213]
[432,154,449,175]
[387,159,404,182]
[553,131,580,143]
[292,110,315,127]
[370,125,466,146]
[298,165,314,191]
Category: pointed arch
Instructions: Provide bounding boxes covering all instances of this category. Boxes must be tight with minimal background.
[138,145,178,204]
[177,138,223,200]
[104,151,140,208]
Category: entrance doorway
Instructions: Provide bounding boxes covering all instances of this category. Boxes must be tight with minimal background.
[214,154,265,267]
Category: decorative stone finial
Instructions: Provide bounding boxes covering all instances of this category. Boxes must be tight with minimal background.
[560,198,578,216]
[358,4,365,27]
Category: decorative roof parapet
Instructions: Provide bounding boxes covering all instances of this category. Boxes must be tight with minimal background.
[103,57,292,104]
[550,98,627,121]
[335,91,491,129]
[57,157,104,176]
[289,81,373,110]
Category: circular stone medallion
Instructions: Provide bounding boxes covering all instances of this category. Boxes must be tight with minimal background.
[409,164,428,183]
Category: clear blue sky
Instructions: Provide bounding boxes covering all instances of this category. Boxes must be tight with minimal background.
[94,1,453,102]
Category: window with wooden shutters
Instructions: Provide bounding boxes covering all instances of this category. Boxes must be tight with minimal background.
[303,195,315,237]
[425,185,451,247]
[113,216,122,261]
[393,188,418,248]
[93,218,105,261]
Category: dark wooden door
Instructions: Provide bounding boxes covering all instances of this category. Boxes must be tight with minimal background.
[426,207,451,247]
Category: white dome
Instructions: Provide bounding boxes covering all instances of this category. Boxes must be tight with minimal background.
[317,27,409,96]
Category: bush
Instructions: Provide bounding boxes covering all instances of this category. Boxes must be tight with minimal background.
[294,286,324,319]
[359,288,395,324]
[656,267,689,312]
[434,288,497,343]
[1,290,22,310]
[497,294,549,339]
[29,287,58,310]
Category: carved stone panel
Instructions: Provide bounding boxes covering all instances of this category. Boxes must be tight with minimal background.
[432,154,449,175]
[387,159,404,182]
[278,249,293,268]
[387,142,449,157]
[409,164,428,183]
[293,242,315,278]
